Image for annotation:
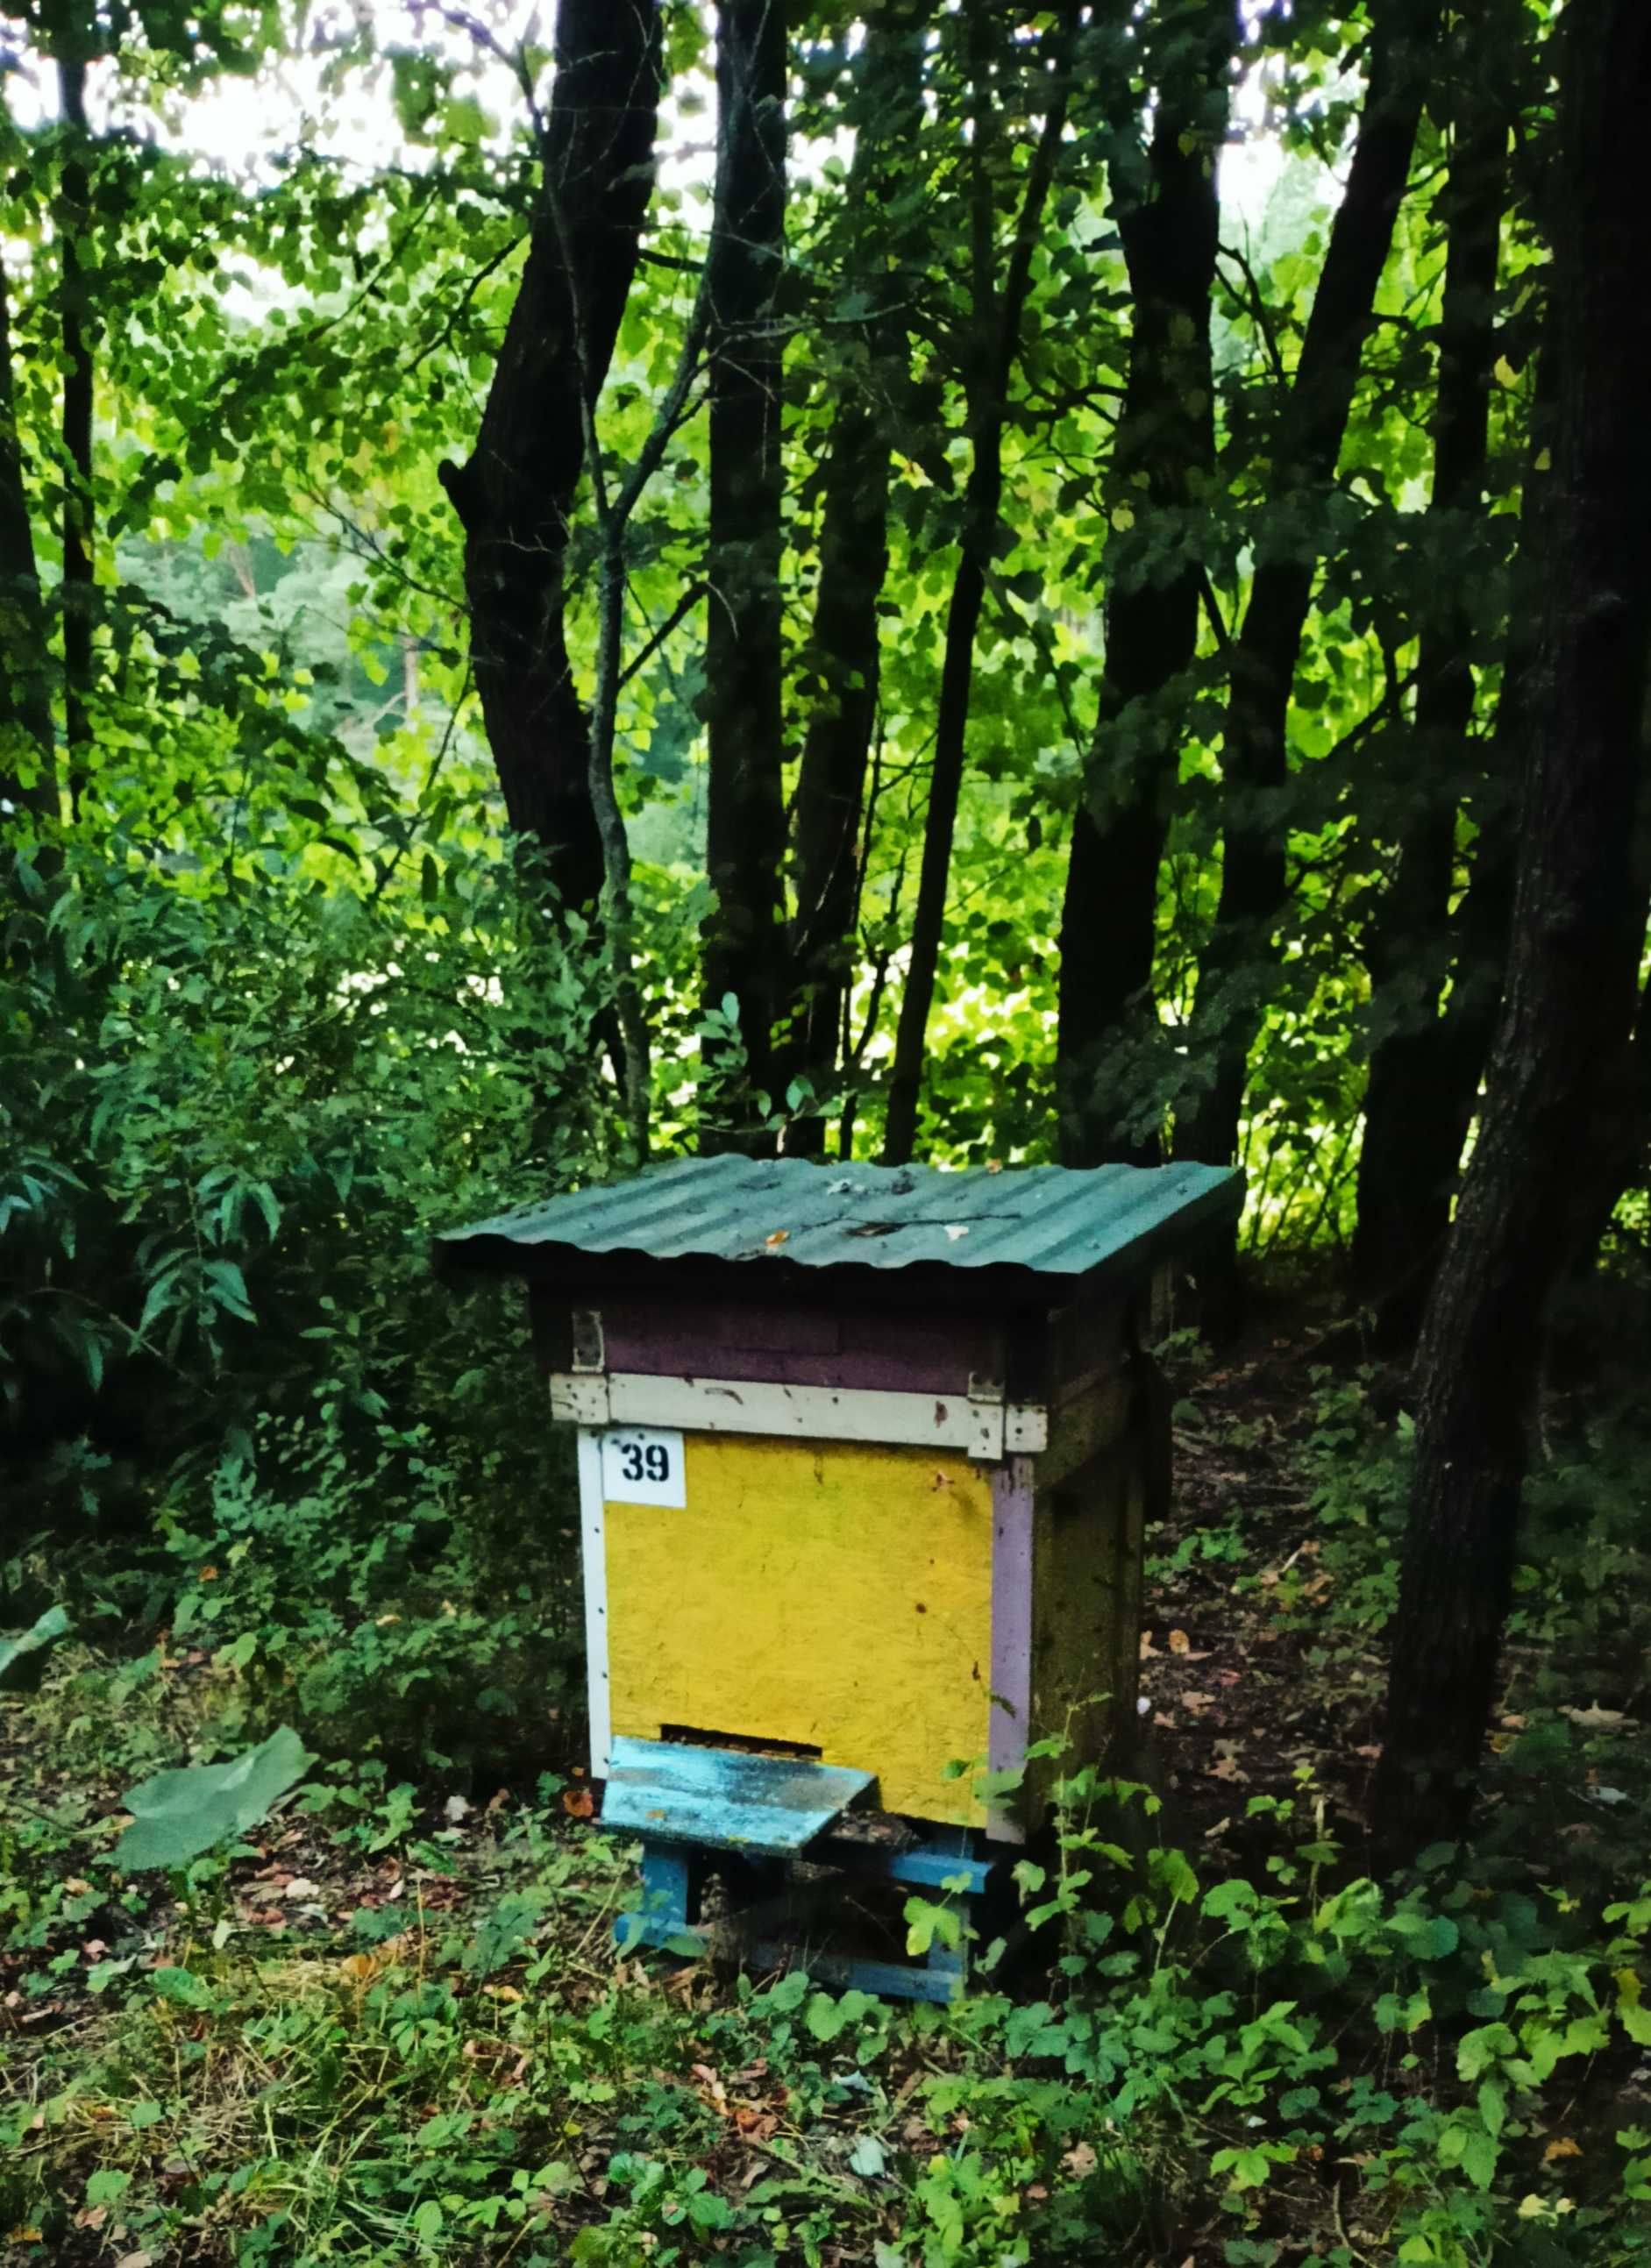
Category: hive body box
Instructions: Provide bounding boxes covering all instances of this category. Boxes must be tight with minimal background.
[440,1156,1242,1869]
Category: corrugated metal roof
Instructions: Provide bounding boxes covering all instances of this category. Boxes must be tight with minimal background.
[436,1155,1242,1286]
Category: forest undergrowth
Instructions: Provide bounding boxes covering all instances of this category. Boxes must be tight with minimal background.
[4,1315,1649,2268]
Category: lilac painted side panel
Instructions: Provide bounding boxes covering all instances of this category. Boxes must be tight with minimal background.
[986,1456,1036,1845]
[598,1302,1004,1395]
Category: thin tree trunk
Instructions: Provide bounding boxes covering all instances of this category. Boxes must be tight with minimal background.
[1366,340,1566,1337]
[701,0,789,1155]
[882,9,1075,1167]
[0,251,55,828]
[1354,79,1506,1341]
[57,47,95,814]
[438,0,661,908]
[783,2,927,1156]
[1056,1,1238,1168]
[1372,0,1651,1858]
[559,226,714,1165]
[1178,3,1441,1189]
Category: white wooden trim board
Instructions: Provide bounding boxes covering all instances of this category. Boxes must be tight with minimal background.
[550,1371,1050,1459]
[575,1426,612,1778]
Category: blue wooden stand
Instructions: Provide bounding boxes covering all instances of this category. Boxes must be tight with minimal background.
[618,1823,999,2003]
[601,1737,1002,2003]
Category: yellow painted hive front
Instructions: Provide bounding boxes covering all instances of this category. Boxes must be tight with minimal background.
[602,1431,994,1827]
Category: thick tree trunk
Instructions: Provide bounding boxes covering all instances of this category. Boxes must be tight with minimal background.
[1372,0,1651,1859]
[882,11,1075,1166]
[1178,3,1440,1186]
[1353,82,1505,1341]
[438,0,661,908]
[783,3,927,1156]
[701,0,789,1154]
[57,49,95,814]
[1057,2,1237,1168]
[0,252,55,827]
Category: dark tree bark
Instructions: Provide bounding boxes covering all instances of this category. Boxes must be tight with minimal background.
[882,9,1076,1167]
[439,0,661,907]
[1056,2,1238,1168]
[1371,0,1651,1859]
[57,46,95,814]
[1353,74,1506,1342]
[783,3,928,1156]
[701,0,789,1154]
[0,252,55,828]
[1177,3,1441,1188]
[1363,339,1565,1338]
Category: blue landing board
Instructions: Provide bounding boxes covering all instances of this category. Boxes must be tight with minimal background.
[602,1737,876,1856]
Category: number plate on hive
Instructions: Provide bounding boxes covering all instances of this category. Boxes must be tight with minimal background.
[599,1426,687,1508]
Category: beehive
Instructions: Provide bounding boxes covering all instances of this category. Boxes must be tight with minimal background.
[439,1155,1242,1854]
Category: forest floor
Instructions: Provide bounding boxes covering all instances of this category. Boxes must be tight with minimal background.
[4,1312,1650,2266]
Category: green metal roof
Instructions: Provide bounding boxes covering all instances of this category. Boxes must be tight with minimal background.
[437,1155,1242,1289]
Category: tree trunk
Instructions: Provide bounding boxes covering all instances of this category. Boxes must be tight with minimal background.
[882,9,1075,1167]
[1353,75,1506,1341]
[701,0,789,1155]
[0,251,55,828]
[57,47,95,815]
[783,2,927,1156]
[1371,0,1651,1859]
[1178,3,1440,1188]
[438,0,661,909]
[1056,1,1238,1169]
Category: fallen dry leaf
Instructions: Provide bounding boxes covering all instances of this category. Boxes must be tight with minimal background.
[1544,2137,1583,2163]
[562,1787,595,1819]
[1561,1703,1632,1731]
[1062,2142,1098,2177]
[764,1229,789,1248]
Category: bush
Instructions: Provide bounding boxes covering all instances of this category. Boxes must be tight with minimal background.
[2,807,611,1771]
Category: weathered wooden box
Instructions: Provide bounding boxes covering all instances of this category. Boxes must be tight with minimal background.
[439,1155,1240,1852]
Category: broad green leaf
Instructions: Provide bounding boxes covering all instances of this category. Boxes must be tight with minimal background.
[0,1605,72,1694]
[114,1726,315,1872]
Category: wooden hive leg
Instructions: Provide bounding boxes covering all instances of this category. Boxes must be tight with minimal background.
[863,1824,997,2003]
[617,1839,708,1955]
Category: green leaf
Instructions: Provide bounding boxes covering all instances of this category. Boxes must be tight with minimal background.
[0,1604,72,1694]
[1460,2123,1499,2191]
[1457,2023,1517,2081]
[203,1257,257,1322]
[114,1725,315,1871]
[806,1990,847,2042]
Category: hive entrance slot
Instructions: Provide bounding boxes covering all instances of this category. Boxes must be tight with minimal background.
[661,1724,823,1763]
